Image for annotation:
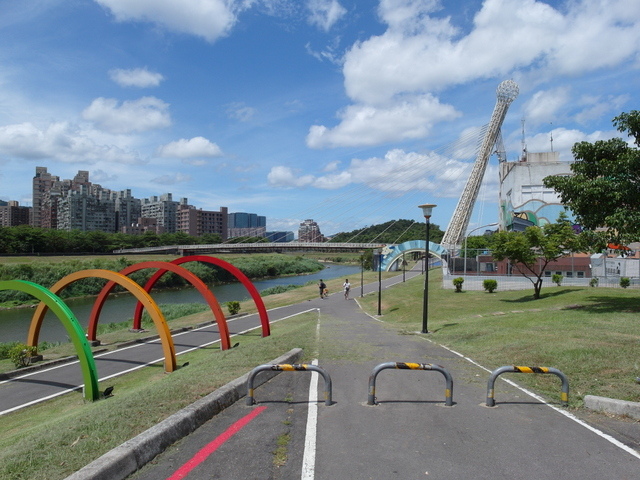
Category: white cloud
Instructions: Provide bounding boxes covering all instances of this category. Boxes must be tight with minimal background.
[307,0,346,31]
[527,127,617,161]
[0,121,143,164]
[82,96,171,134]
[267,166,316,188]
[109,67,164,88]
[157,136,223,158]
[226,102,256,122]
[306,93,460,148]
[151,172,192,185]
[94,0,241,42]
[310,0,640,149]
[523,87,571,126]
[269,148,473,197]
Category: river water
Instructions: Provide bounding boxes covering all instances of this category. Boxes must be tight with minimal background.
[0,263,361,344]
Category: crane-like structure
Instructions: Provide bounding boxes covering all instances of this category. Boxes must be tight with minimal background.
[440,79,519,250]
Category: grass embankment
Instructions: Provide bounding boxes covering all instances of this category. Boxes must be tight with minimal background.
[358,269,640,406]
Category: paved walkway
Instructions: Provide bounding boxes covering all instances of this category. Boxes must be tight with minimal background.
[121,269,640,480]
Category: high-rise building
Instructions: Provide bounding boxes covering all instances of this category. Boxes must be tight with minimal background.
[298,219,324,242]
[177,199,228,239]
[228,211,266,238]
[141,193,179,233]
[57,184,117,232]
[266,231,294,243]
[0,201,31,227]
[114,189,141,232]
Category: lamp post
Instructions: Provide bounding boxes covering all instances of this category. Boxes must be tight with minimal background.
[376,249,382,315]
[418,204,437,333]
[359,251,364,298]
[463,222,498,277]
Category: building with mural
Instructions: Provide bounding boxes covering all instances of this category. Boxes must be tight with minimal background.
[499,151,574,231]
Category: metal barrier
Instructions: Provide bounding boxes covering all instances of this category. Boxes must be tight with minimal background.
[246,364,333,406]
[367,362,454,406]
[486,366,569,407]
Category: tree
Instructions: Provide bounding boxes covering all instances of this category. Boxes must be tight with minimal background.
[490,213,579,299]
[543,111,640,245]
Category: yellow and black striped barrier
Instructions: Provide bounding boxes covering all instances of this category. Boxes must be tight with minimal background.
[486,365,569,407]
[367,362,454,406]
[246,364,333,406]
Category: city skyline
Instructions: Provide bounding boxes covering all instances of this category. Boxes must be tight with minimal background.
[1,1,638,236]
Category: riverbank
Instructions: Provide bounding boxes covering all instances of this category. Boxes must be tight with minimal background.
[0,252,330,309]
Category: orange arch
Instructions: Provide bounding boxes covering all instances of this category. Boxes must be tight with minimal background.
[165,255,270,337]
[88,261,230,351]
[29,269,177,372]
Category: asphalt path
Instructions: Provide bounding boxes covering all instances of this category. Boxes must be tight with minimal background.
[127,271,640,480]
[0,267,413,416]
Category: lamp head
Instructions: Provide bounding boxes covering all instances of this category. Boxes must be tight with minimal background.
[418,203,437,219]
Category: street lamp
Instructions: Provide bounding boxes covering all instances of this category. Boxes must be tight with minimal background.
[463,222,498,277]
[418,203,437,333]
[374,248,382,315]
[359,250,364,298]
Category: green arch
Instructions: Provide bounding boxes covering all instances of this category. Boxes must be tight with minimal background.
[0,280,99,402]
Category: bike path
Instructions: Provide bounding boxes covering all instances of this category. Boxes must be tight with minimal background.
[0,270,416,415]
[126,278,640,480]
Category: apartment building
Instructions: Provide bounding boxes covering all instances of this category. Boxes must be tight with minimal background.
[177,200,228,239]
[141,194,179,233]
[298,219,324,242]
[0,201,31,227]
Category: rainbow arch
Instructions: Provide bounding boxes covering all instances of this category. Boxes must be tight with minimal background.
[29,269,177,373]
[87,261,231,350]
[0,280,100,401]
[164,255,271,337]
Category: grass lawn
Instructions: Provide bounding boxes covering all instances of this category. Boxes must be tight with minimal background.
[358,268,640,406]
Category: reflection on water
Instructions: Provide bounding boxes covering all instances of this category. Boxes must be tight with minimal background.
[0,263,361,343]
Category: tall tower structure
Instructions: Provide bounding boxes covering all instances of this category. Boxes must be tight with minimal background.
[441,79,519,250]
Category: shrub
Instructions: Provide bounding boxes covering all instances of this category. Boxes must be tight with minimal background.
[226,301,241,316]
[483,279,498,293]
[452,277,464,292]
[620,277,631,289]
[9,343,37,368]
[552,274,563,286]
[589,277,599,287]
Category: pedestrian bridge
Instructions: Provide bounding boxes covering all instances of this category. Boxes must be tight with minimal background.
[115,240,448,272]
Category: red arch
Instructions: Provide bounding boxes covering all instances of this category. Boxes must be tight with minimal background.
[88,261,231,350]
[133,255,270,338]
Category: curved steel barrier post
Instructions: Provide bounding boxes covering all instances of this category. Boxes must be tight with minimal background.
[246,364,332,406]
[486,366,569,407]
[368,362,453,406]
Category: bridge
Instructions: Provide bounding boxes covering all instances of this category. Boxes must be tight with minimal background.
[114,242,387,256]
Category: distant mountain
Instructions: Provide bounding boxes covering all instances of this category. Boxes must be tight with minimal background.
[329,219,444,244]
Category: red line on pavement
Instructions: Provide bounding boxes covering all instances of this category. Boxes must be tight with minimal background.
[166,406,268,480]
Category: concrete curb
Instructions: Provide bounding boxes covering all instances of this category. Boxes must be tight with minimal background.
[63,348,303,480]
[584,395,640,420]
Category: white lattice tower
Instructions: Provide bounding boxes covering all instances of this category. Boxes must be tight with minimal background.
[441,80,519,250]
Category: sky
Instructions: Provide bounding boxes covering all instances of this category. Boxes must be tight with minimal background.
[0,0,638,237]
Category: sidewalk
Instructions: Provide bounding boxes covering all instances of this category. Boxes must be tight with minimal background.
[307,291,640,479]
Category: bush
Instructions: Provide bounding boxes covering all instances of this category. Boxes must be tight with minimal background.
[552,274,563,286]
[452,277,464,292]
[620,277,631,289]
[261,284,300,296]
[9,343,37,368]
[226,301,241,316]
[483,279,498,293]
[589,277,599,287]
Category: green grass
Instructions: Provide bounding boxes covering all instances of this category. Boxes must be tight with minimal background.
[358,269,640,406]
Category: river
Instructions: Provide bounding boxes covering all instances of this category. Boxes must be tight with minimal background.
[0,263,361,344]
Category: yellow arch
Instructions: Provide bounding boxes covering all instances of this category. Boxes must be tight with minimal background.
[28,269,177,372]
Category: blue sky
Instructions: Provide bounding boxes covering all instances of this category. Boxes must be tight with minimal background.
[0,0,638,236]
